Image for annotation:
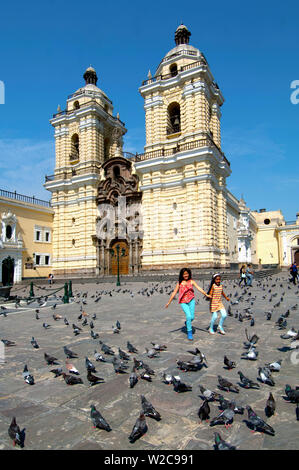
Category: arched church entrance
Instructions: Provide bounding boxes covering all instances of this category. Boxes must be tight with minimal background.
[2,256,14,286]
[109,240,129,275]
[294,250,299,266]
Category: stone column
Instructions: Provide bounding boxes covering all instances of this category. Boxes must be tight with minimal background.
[129,239,133,275]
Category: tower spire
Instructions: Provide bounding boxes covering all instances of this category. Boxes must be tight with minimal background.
[174,24,191,46]
[83,66,98,86]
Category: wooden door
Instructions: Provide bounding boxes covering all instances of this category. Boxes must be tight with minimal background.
[295,250,299,266]
[110,240,129,275]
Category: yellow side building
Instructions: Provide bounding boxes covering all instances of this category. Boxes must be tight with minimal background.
[0,189,53,285]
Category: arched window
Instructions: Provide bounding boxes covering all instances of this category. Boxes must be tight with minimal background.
[73,101,80,110]
[167,102,181,135]
[170,64,178,77]
[6,225,12,240]
[71,134,79,159]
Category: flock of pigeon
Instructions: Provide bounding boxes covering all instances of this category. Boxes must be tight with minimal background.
[2,275,299,450]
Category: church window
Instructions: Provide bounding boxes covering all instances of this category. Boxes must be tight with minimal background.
[167,102,181,135]
[170,64,178,77]
[35,230,41,241]
[264,218,270,225]
[73,101,80,110]
[71,134,79,159]
[6,225,12,240]
[45,255,50,265]
[35,255,40,265]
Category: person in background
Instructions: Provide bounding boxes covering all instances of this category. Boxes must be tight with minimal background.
[246,263,254,287]
[239,265,247,287]
[290,262,298,285]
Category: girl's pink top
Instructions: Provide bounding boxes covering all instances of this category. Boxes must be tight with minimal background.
[178,280,195,304]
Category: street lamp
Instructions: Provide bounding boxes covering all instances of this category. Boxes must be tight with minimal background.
[110,244,126,286]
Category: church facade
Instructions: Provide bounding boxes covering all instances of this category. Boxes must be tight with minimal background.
[44,25,297,278]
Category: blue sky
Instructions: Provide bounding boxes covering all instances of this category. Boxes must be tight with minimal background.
[0,0,298,220]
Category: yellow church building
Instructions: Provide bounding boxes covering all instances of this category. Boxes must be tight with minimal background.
[0,24,289,282]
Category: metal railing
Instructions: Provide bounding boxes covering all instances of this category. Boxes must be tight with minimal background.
[0,189,51,207]
[131,133,230,166]
[142,59,206,86]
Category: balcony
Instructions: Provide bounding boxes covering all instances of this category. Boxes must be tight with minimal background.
[0,188,51,207]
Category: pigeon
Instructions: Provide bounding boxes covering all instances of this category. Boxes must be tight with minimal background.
[265,360,282,372]
[145,347,160,358]
[241,347,258,361]
[217,376,239,393]
[35,312,40,320]
[63,346,78,359]
[151,342,167,351]
[89,321,94,329]
[8,417,24,447]
[23,365,34,385]
[90,330,99,339]
[53,313,62,321]
[128,412,148,443]
[176,359,199,372]
[90,405,111,431]
[31,337,39,349]
[116,320,121,330]
[218,396,244,414]
[162,372,174,385]
[285,385,299,403]
[141,395,161,420]
[244,329,259,348]
[94,350,106,362]
[112,357,129,374]
[198,399,210,423]
[62,373,83,385]
[85,357,96,372]
[173,377,192,393]
[119,348,131,361]
[266,312,272,321]
[224,356,236,370]
[238,371,260,389]
[280,328,297,339]
[87,370,104,386]
[265,392,276,417]
[42,323,51,329]
[214,432,236,450]
[143,363,155,375]
[50,368,63,377]
[44,353,59,365]
[1,339,15,347]
[250,318,255,327]
[246,406,275,435]
[72,323,82,332]
[187,347,202,356]
[129,367,138,388]
[210,402,235,428]
[198,385,221,402]
[100,342,115,356]
[140,370,152,382]
[258,367,275,386]
[133,358,144,370]
[64,318,69,326]
[127,341,138,353]
[66,359,80,375]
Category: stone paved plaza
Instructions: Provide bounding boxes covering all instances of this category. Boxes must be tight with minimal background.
[0,272,298,451]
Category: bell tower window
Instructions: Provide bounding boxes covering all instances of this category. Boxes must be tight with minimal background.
[170,64,178,77]
[167,102,181,135]
[104,138,110,161]
[71,134,79,160]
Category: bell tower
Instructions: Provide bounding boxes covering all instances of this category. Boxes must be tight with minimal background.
[134,25,231,269]
[45,66,126,276]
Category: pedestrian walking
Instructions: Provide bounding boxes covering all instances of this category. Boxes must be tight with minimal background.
[239,265,247,287]
[165,268,211,341]
[246,264,254,287]
[290,262,298,285]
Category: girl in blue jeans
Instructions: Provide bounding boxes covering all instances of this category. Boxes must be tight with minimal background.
[165,268,211,340]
